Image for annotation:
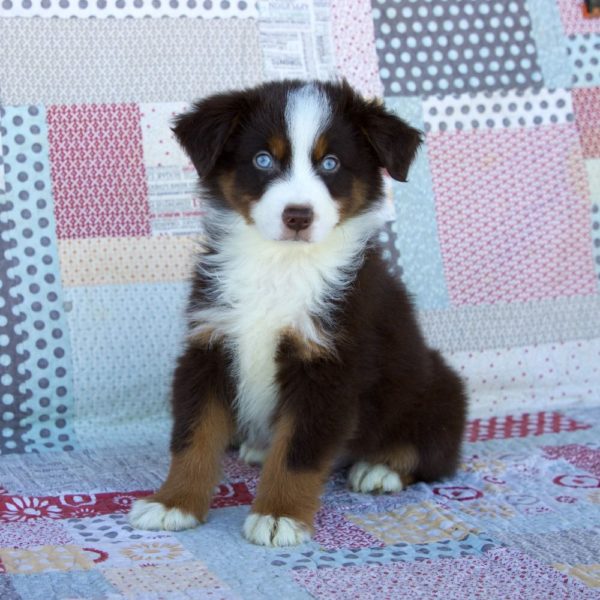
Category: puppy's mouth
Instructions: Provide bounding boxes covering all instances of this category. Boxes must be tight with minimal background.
[279,229,313,243]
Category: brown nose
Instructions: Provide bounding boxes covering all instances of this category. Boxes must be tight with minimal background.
[282,205,314,232]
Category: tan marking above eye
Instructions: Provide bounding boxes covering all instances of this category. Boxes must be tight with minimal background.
[313,135,328,162]
[268,136,288,162]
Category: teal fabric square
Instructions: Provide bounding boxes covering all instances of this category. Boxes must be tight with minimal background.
[386,97,450,310]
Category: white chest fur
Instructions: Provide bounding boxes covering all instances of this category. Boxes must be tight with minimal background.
[188,215,379,446]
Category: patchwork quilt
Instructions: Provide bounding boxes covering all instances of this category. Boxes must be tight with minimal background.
[1,0,600,598]
[0,408,599,598]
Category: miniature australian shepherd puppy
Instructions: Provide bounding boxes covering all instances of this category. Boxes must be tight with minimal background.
[129,79,467,546]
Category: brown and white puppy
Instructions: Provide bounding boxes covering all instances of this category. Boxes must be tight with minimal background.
[128,80,467,547]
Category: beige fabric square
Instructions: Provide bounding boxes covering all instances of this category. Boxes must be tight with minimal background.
[348,501,476,545]
[0,544,94,574]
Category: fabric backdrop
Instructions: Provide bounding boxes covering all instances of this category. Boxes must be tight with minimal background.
[1,0,599,454]
[1,2,600,598]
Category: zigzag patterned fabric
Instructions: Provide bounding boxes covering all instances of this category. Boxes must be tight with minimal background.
[1,1,600,598]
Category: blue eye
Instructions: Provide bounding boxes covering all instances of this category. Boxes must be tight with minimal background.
[253,152,274,170]
[320,155,339,172]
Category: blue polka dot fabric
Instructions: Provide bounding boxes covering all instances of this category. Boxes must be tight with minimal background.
[1,106,75,453]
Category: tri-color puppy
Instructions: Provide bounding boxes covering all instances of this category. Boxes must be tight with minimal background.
[129,80,467,547]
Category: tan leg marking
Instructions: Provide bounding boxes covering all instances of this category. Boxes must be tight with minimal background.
[349,445,419,493]
[383,444,419,487]
[129,399,233,531]
[243,415,332,546]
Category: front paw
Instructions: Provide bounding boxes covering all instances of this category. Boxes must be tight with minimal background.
[243,513,311,547]
[129,498,200,531]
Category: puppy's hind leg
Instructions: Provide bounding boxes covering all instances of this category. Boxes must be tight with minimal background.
[348,445,418,494]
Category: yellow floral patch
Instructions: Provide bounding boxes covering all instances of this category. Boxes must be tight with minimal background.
[119,540,185,563]
[348,501,477,545]
[103,561,228,596]
[0,544,94,574]
[554,563,600,588]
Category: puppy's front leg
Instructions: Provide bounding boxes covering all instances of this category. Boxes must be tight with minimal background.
[243,341,353,547]
[243,413,332,547]
[129,343,234,531]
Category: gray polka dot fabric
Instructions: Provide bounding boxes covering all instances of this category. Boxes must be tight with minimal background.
[372,0,543,96]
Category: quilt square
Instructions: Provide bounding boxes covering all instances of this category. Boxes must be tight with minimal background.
[329,0,382,97]
[103,561,231,597]
[373,0,543,96]
[0,521,73,549]
[572,88,600,158]
[313,510,384,550]
[292,547,597,600]
[557,0,600,35]
[348,501,476,545]
[0,545,94,575]
[46,103,150,239]
[140,102,204,236]
[567,34,600,88]
[428,124,596,305]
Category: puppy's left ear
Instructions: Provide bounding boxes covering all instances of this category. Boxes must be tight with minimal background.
[362,102,423,182]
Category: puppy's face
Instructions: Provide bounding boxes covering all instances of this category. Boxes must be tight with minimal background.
[174,80,421,244]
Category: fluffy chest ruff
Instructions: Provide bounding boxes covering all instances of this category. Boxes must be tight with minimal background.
[188,213,377,446]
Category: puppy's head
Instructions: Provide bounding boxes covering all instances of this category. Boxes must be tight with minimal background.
[173,80,421,243]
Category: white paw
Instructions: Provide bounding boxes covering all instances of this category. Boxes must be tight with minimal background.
[348,462,403,493]
[243,513,310,547]
[239,442,267,466]
[128,499,200,531]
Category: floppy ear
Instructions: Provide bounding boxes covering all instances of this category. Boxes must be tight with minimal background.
[172,90,251,177]
[361,101,423,182]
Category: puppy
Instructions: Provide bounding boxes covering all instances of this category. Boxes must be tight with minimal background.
[129,80,467,547]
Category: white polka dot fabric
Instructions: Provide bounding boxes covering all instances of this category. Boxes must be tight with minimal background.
[372,0,543,96]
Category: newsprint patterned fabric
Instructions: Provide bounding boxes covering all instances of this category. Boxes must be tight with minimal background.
[1,1,600,598]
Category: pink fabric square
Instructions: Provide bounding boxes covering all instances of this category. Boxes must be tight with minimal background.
[572,88,600,158]
[313,510,383,551]
[428,124,596,305]
[47,104,150,239]
[330,0,383,98]
[292,547,597,600]
[557,0,600,35]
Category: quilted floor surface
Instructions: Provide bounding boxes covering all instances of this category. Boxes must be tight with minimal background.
[0,407,599,599]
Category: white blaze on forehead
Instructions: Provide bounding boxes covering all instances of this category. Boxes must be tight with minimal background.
[285,84,331,170]
[250,84,339,243]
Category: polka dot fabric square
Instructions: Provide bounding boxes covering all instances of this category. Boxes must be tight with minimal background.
[2,0,257,18]
[428,124,597,306]
[46,104,150,240]
[557,0,600,35]
[567,34,600,88]
[423,88,574,134]
[372,0,543,96]
[1,105,76,454]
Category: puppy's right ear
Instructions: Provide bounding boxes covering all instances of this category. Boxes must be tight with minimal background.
[172,90,252,177]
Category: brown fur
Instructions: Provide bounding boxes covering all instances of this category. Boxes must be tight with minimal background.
[279,327,335,361]
[149,398,233,521]
[312,134,329,162]
[218,172,254,224]
[251,414,332,530]
[268,135,289,162]
[337,178,368,220]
